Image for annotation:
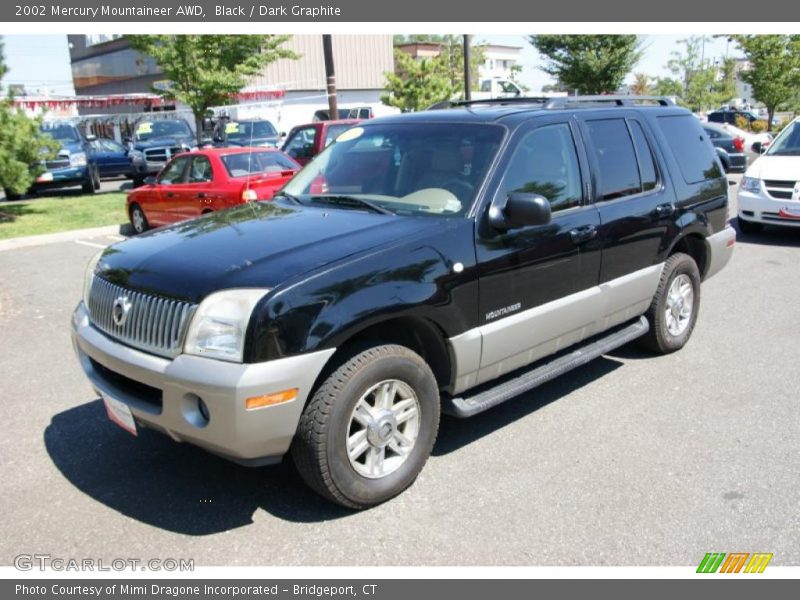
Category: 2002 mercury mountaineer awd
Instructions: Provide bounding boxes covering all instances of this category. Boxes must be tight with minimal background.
[72,96,735,508]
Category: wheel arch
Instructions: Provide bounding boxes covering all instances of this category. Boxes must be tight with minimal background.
[666,230,710,280]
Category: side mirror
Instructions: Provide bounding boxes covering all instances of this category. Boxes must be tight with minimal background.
[144,176,157,186]
[489,192,552,229]
[751,141,762,154]
[280,131,287,138]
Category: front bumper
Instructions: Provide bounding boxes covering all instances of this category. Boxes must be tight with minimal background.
[704,226,736,280]
[738,189,800,228]
[71,302,334,465]
[32,166,89,190]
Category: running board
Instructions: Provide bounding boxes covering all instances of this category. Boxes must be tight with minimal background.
[443,316,649,418]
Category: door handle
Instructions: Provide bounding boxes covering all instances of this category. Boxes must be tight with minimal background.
[569,225,597,245]
[166,192,175,198]
[197,193,206,199]
[654,203,676,217]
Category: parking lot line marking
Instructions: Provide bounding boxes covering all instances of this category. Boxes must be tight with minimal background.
[106,235,124,241]
[74,240,108,249]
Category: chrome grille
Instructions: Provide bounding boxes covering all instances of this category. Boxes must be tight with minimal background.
[87,276,197,358]
[144,146,185,163]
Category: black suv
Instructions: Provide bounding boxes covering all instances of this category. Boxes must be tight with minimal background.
[72,96,735,508]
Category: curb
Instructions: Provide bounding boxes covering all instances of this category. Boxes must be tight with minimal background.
[0,224,125,253]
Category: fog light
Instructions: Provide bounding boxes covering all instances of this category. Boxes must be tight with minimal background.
[181,393,210,427]
[245,388,298,410]
[198,398,210,422]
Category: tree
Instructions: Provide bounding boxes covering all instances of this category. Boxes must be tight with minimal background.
[382,51,454,112]
[652,77,683,99]
[732,35,800,130]
[665,37,737,112]
[629,72,651,95]
[393,35,485,93]
[528,35,641,94]
[127,35,297,143]
[0,41,58,198]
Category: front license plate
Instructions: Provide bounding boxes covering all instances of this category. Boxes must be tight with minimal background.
[102,394,137,436]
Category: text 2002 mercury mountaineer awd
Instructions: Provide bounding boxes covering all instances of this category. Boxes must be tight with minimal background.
[73,98,735,508]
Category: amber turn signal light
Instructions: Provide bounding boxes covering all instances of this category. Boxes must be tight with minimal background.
[245,388,298,410]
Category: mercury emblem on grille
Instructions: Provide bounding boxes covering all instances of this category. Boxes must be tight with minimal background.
[112,296,132,327]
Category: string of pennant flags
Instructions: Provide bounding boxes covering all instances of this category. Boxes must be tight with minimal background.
[10,88,287,111]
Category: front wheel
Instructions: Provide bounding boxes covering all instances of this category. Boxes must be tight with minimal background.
[641,253,701,354]
[292,344,440,509]
[129,203,149,234]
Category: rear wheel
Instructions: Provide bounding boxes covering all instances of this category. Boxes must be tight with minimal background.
[129,203,149,234]
[641,253,701,354]
[292,344,440,509]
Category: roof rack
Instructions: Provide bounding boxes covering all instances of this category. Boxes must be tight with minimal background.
[426,95,675,111]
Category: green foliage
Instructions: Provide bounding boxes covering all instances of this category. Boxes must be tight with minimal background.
[528,35,642,94]
[652,77,683,99]
[731,35,800,130]
[393,35,485,93]
[734,114,750,130]
[664,37,739,112]
[382,51,455,112]
[750,119,768,133]
[127,35,297,142]
[0,43,59,196]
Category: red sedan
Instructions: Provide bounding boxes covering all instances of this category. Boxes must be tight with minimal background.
[126,147,300,234]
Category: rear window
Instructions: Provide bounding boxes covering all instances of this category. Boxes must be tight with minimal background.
[657,115,722,184]
[221,151,297,177]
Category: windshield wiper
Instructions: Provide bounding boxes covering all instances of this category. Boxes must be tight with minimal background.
[312,195,395,215]
[273,191,303,204]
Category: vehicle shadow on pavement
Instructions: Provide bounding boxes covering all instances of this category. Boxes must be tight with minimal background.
[44,400,354,534]
[434,356,623,456]
[734,222,800,247]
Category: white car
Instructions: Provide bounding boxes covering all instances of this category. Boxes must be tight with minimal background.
[737,117,800,233]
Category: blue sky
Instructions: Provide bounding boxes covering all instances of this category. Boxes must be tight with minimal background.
[0,34,738,96]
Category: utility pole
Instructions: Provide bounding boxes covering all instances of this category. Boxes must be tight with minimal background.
[463,35,472,101]
[323,35,338,120]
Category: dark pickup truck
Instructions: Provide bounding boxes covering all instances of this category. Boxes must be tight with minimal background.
[72,96,735,509]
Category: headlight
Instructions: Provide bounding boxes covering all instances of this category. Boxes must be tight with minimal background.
[70,152,88,167]
[129,150,145,163]
[184,289,269,363]
[82,250,103,304]
[740,177,762,193]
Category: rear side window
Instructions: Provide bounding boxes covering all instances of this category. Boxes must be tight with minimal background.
[657,115,723,184]
[585,119,641,201]
[628,121,658,192]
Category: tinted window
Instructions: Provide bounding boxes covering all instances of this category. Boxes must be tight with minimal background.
[323,124,355,148]
[629,121,658,192]
[586,119,641,201]
[657,115,723,183]
[501,123,583,213]
[157,156,189,184]
[188,156,213,183]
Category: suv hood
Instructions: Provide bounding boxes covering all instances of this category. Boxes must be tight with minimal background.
[133,136,193,151]
[97,202,445,302]
[745,155,800,180]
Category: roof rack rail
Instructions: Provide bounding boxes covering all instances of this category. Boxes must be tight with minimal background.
[426,96,553,110]
[426,95,675,111]
[543,95,675,109]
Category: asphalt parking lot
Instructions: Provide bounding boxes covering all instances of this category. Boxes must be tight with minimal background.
[1,175,798,567]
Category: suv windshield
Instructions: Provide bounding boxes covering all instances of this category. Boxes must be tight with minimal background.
[282,122,505,217]
[134,120,193,142]
[766,120,800,156]
[224,121,278,142]
[41,124,80,143]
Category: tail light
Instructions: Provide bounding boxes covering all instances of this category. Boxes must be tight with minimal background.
[241,189,258,202]
[733,137,745,152]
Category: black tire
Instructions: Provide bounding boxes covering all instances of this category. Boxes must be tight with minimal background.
[640,253,701,354]
[292,344,440,509]
[129,203,149,234]
[737,217,763,234]
[81,173,95,194]
[132,175,145,188]
[93,167,101,191]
